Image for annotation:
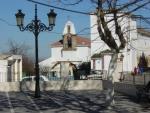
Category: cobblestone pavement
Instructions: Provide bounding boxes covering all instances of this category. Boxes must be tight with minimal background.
[0,90,149,113]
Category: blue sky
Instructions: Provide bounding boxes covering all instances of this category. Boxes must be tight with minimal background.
[0,0,94,59]
[0,0,150,60]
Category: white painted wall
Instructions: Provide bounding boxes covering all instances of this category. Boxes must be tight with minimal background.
[76,47,90,61]
[136,34,150,56]
[62,51,77,60]
[51,46,90,61]
[0,60,8,82]
[51,47,63,58]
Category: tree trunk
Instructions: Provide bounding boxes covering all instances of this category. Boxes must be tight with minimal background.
[105,52,118,106]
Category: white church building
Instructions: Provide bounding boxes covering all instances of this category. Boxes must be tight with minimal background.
[39,21,91,78]
[90,13,150,77]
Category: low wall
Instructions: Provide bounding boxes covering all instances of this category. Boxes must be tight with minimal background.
[102,80,138,96]
[124,74,150,85]
[0,80,140,97]
[0,82,20,92]
[115,82,138,96]
[0,80,103,92]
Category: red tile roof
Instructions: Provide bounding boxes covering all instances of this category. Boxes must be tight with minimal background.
[51,35,91,47]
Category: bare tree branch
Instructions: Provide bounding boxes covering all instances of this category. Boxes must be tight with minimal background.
[106,1,150,25]
[117,0,143,12]
[113,11,126,49]
[4,40,34,75]
[97,1,119,52]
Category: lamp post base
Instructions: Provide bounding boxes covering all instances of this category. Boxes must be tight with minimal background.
[35,89,41,98]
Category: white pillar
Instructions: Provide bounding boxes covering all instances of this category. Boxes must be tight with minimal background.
[19,59,22,81]
[14,60,18,81]
[11,61,15,82]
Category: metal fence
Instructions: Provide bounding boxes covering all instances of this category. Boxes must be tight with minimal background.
[48,76,74,81]
[122,72,150,85]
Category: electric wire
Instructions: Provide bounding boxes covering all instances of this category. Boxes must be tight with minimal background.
[1,0,150,42]
[26,0,92,15]
[0,18,16,26]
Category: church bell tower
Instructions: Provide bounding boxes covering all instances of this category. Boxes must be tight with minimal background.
[62,21,76,50]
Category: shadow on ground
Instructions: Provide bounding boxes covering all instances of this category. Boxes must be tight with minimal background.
[0,90,150,113]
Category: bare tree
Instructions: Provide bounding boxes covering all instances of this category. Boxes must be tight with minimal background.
[54,0,149,106]
[4,40,34,76]
[6,40,30,55]
[40,66,51,76]
[94,0,150,106]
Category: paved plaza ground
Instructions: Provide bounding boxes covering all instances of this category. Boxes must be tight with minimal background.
[0,90,150,113]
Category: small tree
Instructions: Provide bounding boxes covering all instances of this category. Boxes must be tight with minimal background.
[138,52,148,71]
[78,62,91,75]
[40,66,51,76]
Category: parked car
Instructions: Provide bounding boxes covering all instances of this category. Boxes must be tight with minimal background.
[21,75,49,82]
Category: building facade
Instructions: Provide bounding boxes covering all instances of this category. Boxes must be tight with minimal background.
[39,21,91,78]
[0,54,22,82]
[90,13,150,76]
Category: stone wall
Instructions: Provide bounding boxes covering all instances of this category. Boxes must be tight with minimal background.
[0,80,103,92]
[0,80,140,98]
[102,80,138,96]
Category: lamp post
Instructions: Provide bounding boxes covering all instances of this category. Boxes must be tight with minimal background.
[120,54,124,72]
[120,54,124,81]
[15,4,57,98]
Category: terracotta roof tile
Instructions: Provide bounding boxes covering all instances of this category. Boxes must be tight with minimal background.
[51,35,91,47]
[51,40,63,47]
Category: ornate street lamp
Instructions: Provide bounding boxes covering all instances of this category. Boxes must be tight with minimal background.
[15,10,25,26]
[120,54,124,62]
[120,54,124,81]
[15,4,57,98]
